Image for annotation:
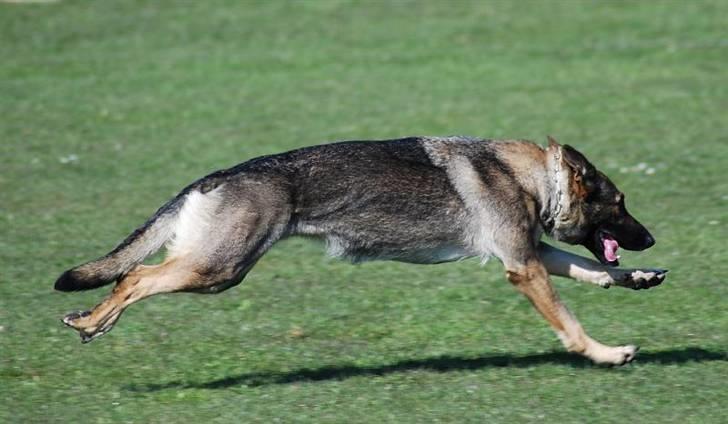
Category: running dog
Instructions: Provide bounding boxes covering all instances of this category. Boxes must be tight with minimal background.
[56,136,666,365]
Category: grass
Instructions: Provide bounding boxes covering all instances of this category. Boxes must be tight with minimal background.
[1,1,727,422]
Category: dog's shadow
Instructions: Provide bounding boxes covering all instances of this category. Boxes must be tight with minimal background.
[126,347,725,391]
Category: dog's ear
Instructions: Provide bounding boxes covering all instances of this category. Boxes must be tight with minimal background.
[561,144,596,177]
[561,144,597,197]
[547,135,561,149]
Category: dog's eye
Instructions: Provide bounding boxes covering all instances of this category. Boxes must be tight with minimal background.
[583,190,596,203]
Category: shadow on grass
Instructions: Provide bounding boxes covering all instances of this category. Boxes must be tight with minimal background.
[127,347,725,391]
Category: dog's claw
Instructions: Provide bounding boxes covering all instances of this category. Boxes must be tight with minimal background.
[622,345,639,363]
[613,345,639,366]
[610,345,639,366]
[79,330,106,344]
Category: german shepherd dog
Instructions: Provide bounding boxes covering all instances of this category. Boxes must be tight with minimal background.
[56,136,666,365]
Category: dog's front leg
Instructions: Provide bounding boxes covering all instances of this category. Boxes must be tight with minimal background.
[538,242,667,290]
[505,259,638,365]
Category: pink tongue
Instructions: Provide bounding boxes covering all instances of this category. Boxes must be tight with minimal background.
[603,236,620,262]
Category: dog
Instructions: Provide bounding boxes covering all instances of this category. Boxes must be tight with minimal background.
[56,136,666,365]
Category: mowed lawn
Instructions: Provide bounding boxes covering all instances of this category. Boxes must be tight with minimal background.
[1,1,727,422]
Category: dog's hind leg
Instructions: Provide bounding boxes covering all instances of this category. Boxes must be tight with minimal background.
[538,242,667,290]
[62,181,293,342]
[62,260,204,342]
[505,258,639,365]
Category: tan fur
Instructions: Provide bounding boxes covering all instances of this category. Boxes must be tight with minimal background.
[570,174,590,199]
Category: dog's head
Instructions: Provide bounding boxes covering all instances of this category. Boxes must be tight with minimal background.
[546,137,655,266]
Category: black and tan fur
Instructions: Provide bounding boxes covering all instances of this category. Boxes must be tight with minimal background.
[56,136,666,365]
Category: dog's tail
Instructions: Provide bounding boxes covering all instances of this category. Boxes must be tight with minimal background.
[54,193,188,292]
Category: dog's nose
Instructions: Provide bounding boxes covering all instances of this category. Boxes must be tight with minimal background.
[643,234,655,249]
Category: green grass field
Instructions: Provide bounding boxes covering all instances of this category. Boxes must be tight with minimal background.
[2,1,727,422]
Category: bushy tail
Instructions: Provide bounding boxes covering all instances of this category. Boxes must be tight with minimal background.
[54,195,185,292]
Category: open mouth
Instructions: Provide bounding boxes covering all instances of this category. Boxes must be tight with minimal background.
[601,232,620,265]
[586,230,621,267]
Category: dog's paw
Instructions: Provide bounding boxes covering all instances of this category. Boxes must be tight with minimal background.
[62,310,91,329]
[589,344,639,366]
[610,345,639,365]
[620,269,668,290]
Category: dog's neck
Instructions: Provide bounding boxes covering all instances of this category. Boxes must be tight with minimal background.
[486,141,572,236]
[541,146,572,235]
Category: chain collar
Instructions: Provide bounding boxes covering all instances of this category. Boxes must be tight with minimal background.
[541,147,568,234]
